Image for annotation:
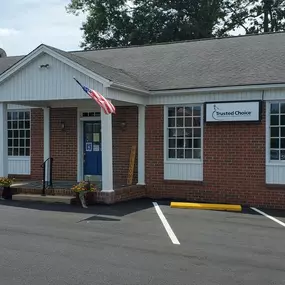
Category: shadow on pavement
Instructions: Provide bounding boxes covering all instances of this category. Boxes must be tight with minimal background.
[0,198,154,217]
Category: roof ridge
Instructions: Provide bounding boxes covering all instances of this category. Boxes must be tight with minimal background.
[69,31,285,53]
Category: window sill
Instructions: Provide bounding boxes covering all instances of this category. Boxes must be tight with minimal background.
[164,179,204,184]
[164,160,203,164]
[266,162,285,166]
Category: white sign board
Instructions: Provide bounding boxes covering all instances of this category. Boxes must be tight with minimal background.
[205,101,261,122]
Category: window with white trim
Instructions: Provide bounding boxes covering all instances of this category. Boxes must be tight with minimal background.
[166,105,202,160]
[7,111,31,156]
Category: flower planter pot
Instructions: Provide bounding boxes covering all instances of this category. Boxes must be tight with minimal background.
[2,186,13,200]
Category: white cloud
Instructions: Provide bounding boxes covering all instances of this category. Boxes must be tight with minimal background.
[0,28,19,37]
[0,0,87,56]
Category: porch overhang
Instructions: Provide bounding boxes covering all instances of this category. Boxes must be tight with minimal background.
[0,44,149,105]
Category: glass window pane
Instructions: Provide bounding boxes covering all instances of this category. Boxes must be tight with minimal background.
[270,103,279,114]
[193,149,201,159]
[176,107,184,117]
[8,139,12,147]
[177,149,184,158]
[168,139,175,148]
[194,128,201,138]
[168,118,175,127]
[14,139,18,147]
[271,127,279,137]
[185,107,192,116]
[7,112,12,120]
[168,149,175,158]
[8,130,12,138]
[271,138,279,148]
[13,130,18,138]
[19,112,24,120]
[8,148,12,156]
[185,117,192,127]
[13,148,19,156]
[25,112,30,120]
[281,104,285,114]
[19,121,24,129]
[25,148,30,156]
[176,128,184,137]
[168,107,175,117]
[193,106,201,116]
[25,121,30,129]
[26,139,30,147]
[270,149,279,160]
[20,139,25,147]
[193,117,201,127]
[12,121,17,129]
[20,130,25,138]
[185,149,192,158]
[168,129,176,138]
[281,139,285,149]
[8,121,11,129]
[176,118,183,127]
[26,130,30,138]
[281,127,285,137]
[194,139,201,148]
[185,128,192,137]
[185,139,192,148]
[281,115,285,126]
[177,139,184,148]
[12,112,18,120]
[270,115,279,126]
[19,148,25,156]
[281,150,285,160]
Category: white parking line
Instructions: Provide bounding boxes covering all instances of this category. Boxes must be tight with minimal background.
[251,207,285,227]
[152,202,180,245]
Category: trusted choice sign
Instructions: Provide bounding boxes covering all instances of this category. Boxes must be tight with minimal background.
[205,101,261,122]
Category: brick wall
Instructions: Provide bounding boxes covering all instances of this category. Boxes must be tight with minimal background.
[112,106,138,186]
[50,108,77,180]
[31,108,44,180]
[145,104,285,209]
[30,106,138,185]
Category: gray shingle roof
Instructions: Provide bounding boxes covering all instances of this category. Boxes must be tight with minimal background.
[46,45,146,91]
[1,32,285,91]
[0,55,24,75]
[74,32,285,91]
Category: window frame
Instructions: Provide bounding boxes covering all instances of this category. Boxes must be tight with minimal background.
[266,101,285,164]
[164,104,203,163]
[7,109,31,157]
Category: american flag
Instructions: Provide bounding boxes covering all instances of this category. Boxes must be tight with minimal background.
[73,78,116,115]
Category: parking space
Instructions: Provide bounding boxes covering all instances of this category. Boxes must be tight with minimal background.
[1,199,285,284]
[152,201,285,284]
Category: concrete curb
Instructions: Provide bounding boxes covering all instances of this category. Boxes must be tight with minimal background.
[170,202,242,212]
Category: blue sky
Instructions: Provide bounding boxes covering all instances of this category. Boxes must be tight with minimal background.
[0,0,86,56]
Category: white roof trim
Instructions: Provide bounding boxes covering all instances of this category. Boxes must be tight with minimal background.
[150,83,285,95]
[0,44,112,87]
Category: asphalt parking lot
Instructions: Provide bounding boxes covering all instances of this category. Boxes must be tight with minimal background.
[0,198,284,284]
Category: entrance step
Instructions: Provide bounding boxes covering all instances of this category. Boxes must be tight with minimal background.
[12,194,74,204]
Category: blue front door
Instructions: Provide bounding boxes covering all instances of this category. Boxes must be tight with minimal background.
[83,121,102,176]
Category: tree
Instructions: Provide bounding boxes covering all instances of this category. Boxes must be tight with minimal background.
[220,0,285,36]
[66,0,227,49]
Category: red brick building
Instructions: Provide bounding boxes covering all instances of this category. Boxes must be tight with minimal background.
[1,33,285,208]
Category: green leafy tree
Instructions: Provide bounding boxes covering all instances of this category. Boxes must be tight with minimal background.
[220,0,285,35]
[66,0,227,49]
